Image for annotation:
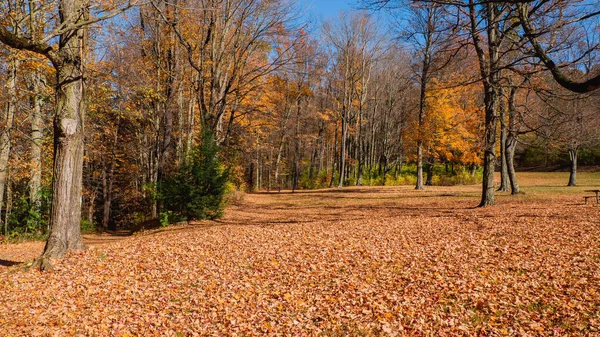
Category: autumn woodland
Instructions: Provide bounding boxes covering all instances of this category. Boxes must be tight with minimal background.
[1,0,600,335]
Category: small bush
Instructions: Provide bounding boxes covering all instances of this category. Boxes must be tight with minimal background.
[381,174,417,186]
[160,131,229,222]
[159,211,178,227]
[225,182,246,206]
[434,169,482,186]
[3,227,48,243]
[313,170,332,189]
[80,219,97,234]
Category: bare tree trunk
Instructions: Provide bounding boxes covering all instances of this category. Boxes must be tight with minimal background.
[248,162,254,192]
[498,88,510,192]
[151,109,160,219]
[30,71,45,228]
[102,122,120,230]
[176,87,185,164]
[87,191,96,226]
[159,71,175,180]
[357,110,364,186]
[425,156,434,186]
[415,74,427,190]
[40,0,89,263]
[0,56,18,231]
[416,143,425,190]
[255,132,260,191]
[414,6,436,191]
[273,136,285,184]
[268,147,273,191]
[329,121,338,188]
[568,147,578,186]
[506,138,519,193]
[292,98,302,192]
[369,118,376,178]
[479,84,499,206]
[257,154,262,190]
[469,1,500,207]
[506,86,519,194]
[186,94,195,156]
[338,116,347,188]
[4,177,12,235]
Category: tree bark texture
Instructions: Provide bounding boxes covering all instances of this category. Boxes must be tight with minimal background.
[41,0,89,260]
[506,86,519,194]
[498,88,509,192]
[29,71,45,227]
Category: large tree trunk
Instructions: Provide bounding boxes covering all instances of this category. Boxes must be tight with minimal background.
[479,84,499,206]
[40,0,89,263]
[0,56,18,229]
[568,147,578,186]
[470,1,500,207]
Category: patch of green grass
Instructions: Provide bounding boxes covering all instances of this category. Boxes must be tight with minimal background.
[470,311,488,326]
[3,231,47,243]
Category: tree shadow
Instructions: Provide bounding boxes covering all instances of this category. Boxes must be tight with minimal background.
[0,259,21,267]
[251,187,396,195]
[79,188,485,243]
[82,229,138,246]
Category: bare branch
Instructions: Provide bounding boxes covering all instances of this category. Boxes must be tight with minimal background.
[518,3,600,93]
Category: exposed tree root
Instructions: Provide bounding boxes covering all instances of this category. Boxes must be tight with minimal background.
[24,256,54,271]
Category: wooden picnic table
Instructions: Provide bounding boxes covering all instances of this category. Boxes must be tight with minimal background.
[584,190,600,204]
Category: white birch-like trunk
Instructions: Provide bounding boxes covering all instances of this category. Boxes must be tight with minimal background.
[30,71,45,228]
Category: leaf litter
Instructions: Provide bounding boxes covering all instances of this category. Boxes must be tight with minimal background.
[1,185,599,336]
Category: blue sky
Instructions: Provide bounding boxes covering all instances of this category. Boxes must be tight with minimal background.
[302,0,360,23]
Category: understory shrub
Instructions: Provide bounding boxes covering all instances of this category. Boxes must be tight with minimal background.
[434,170,482,186]
[80,219,98,234]
[0,183,51,240]
[297,170,334,189]
[385,174,418,186]
[225,182,246,206]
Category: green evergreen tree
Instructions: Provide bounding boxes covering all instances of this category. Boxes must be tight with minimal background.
[160,132,229,222]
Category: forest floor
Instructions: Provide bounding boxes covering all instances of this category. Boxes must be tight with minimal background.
[1,172,599,336]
